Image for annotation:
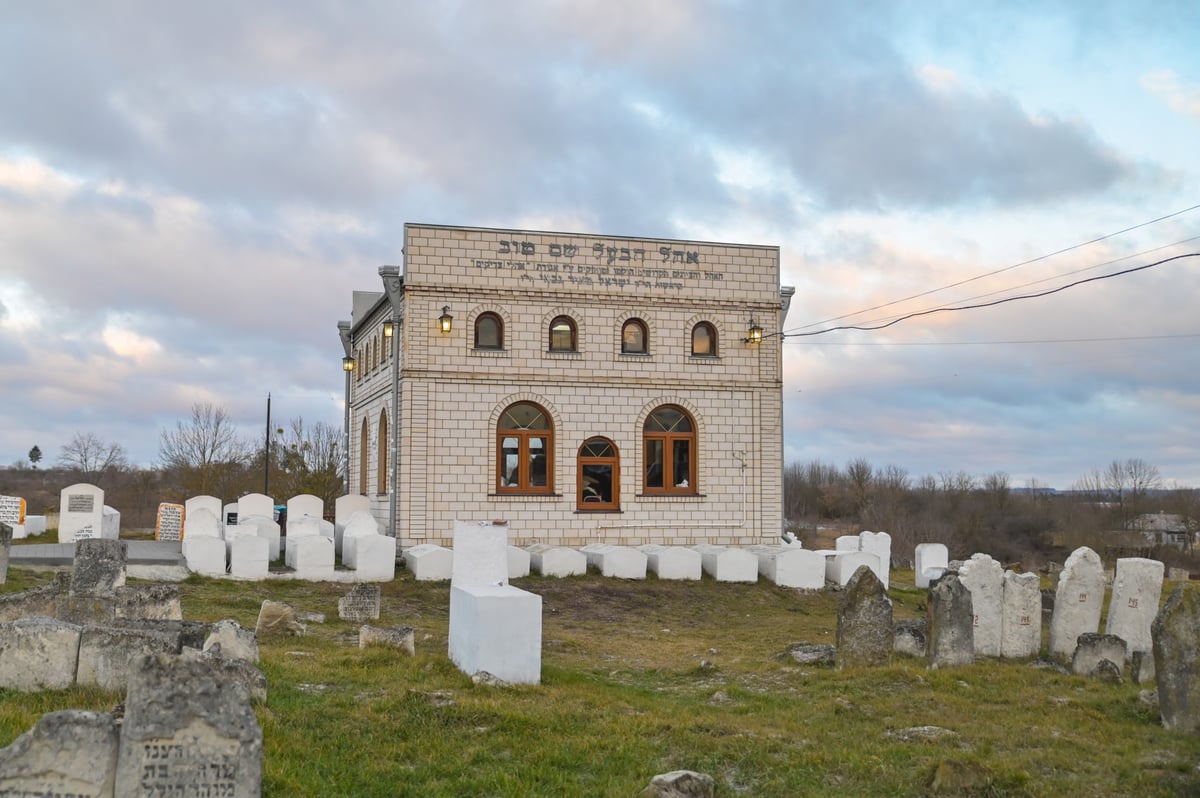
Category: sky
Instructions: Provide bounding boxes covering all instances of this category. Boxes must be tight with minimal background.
[1,1,1198,490]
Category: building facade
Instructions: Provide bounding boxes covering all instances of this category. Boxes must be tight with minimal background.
[340,223,793,548]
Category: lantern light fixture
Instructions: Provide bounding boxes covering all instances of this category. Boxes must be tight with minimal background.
[438,306,453,334]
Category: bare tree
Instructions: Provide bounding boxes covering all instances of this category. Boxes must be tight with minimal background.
[272,417,345,508]
[57,432,129,482]
[159,403,252,496]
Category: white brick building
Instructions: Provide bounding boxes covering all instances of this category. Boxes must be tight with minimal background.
[340,223,793,548]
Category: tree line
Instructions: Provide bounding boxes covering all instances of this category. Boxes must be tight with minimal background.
[3,402,344,528]
[785,456,1200,571]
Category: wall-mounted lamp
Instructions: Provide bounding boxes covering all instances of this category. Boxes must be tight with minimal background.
[342,356,355,372]
[744,317,764,344]
[383,320,394,338]
[438,306,453,334]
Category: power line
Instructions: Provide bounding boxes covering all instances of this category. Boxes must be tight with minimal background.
[786,332,1200,346]
[784,252,1200,338]
[788,202,1200,333]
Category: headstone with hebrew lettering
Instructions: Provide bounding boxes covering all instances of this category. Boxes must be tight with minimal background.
[156,503,185,542]
[1000,570,1042,659]
[0,495,25,540]
[114,653,262,797]
[959,553,1004,657]
[1105,557,1164,657]
[59,483,105,543]
[1048,547,1105,661]
[338,584,381,622]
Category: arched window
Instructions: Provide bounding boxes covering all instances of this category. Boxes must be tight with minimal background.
[691,322,717,357]
[475,312,503,349]
[643,405,696,494]
[355,348,363,382]
[578,438,619,510]
[376,410,388,496]
[497,402,553,493]
[548,316,577,352]
[359,419,369,495]
[621,319,648,354]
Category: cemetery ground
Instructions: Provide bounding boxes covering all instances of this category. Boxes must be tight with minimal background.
[2,563,1200,797]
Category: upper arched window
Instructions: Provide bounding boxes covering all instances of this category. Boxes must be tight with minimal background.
[621,319,648,354]
[376,409,389,496]
[475,313,504,350]
[643,405,696,494]
[358,419,369,495]
[691,322,717,357]
[549,316,577,352]
[578,437,619,511]
[497,402,553,493]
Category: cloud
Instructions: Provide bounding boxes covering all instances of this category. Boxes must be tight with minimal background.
[1142,69,1200,120]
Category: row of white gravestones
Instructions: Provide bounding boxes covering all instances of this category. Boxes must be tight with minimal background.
[956,553,1041,658]
[830,530,892,588]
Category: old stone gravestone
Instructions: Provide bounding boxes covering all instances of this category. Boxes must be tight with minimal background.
[156,502,185,542]
[338,583,381,622]
[836,565,893,668]
[71,538,128,597]
[115,653,262,797]
[0,522,11,584]
[1048,546,1105,661]
[58,482,105,543]
[1105,557,1164,658]
[0,709,119,797]
[959,553,1003,657]
[927,571,975,669]
[1000,570,1042,659]
[1152,585,1200,732]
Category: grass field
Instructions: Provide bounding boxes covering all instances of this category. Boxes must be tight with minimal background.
[1,567,1198,797]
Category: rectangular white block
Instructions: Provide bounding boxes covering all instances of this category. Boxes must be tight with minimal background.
[915,543,949,588]
[353,535,397,582]
[749,545,825,589]
[452,521,509,587]
[825,551,880,587]
[693,544,759,583]
[581,543,647,579]
[527,544,586,577]
[448,584,542,685]
[638,545,702,580]
[229,535,270,579]
[403,543,453,581]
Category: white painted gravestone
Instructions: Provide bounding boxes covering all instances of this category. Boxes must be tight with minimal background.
[238,493,273,524]
[858,531,892,589]
[1000,570,1042,659]
[286,494,324,529]
[452,521,510,587]
[1048,546,1105,661]
[185,495,222,528]
[958,553,1004,657]
[1105,557,1164,657]
[527,544,587,577]
[101,505,120,539]
[693,544,758,582]
[58,483,104,543]
[185,507,224,540]
[156,503,185,542]
[334,493,371,554]
[915,543,949,589]
[581,543,647,579]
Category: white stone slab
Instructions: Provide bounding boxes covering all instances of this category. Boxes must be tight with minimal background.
[291,535,334,579]
[527,544,587,577]
[24,515,46,537]
[183,535,227,576]
[183,507,223,540]
[227,535,269,579]
[581,543,648,579]
[287,494,324,525]
[825,551,880,587]
[915,543,949,588]
[693,544,758,583]
[286,515,322,555]
[749,545,825,589]
[184,495,222,528]
[403,543,453,581]
[341,512,381,568]
[1048,546,1106,660]
[836,534,861,551]
[452,521,510,587]
[638,545,702,580]
[507,545,531,579]
[334,494,371,553]
[100,505,120,539]
[353,534,397,582]
[238,514,281,560]
[58,483,104,543]
[1105,557,1164,656]
[449,584,541,685]
[959,553,1004,657]
[859,531,892,589]
[1001,570,1042,659]
[238,493,273,524]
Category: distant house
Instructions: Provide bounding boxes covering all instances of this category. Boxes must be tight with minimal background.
[1131,512,1193,548]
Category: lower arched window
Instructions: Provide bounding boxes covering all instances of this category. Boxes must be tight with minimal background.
[691,322,717,356]
[578,438,619,510]
[621,319,648,354]
[475,312,503,349]
[549,316,577,352]
[643,405,696,494]
[376,410,388,496]
[359,419,369,495]
[497,402,553,493]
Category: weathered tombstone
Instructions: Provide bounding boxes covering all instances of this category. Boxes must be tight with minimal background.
[0,522,11,584]
[0,617,82,690]
[155,502,185,542]
[114,653,263,797]
[360,624,415,654]
[581,542,647,579]
[339,584,381,622]
[70,538,128,597]
[237,493,273,524]
[1048,546,1105,661]
[204,620,260,663]
[859,530,892,589]
[642,770,716,798]
[1000,570,1042,659]
[58,482,105,543]
[1131,649,1156,685]
[927,572,975,669]
[76,625,181,692]
[1152,585,1200,731]
[958,553,1004,657]
[0,710,119,797]
[255,600,305,639]
[894,619,927,658]
[836,565,893,668]
[333,493,371,554]
[1071,633,1127,678]
[453,520,510,586]
[639,544,703,581]
[527,543,587,577]
[835,534,861,551]
[914,543,949,589]
[1105,557,1164,658]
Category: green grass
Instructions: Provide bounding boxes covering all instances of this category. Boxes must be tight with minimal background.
[2,570,1198,796]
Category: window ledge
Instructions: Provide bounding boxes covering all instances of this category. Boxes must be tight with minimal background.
[618,352,651,358]
[470,347,509,357]
[688,355,722,363]
[544,350,583,358]
[635,493,706,500]
[574,508,623,514]
[488,493,564,500]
